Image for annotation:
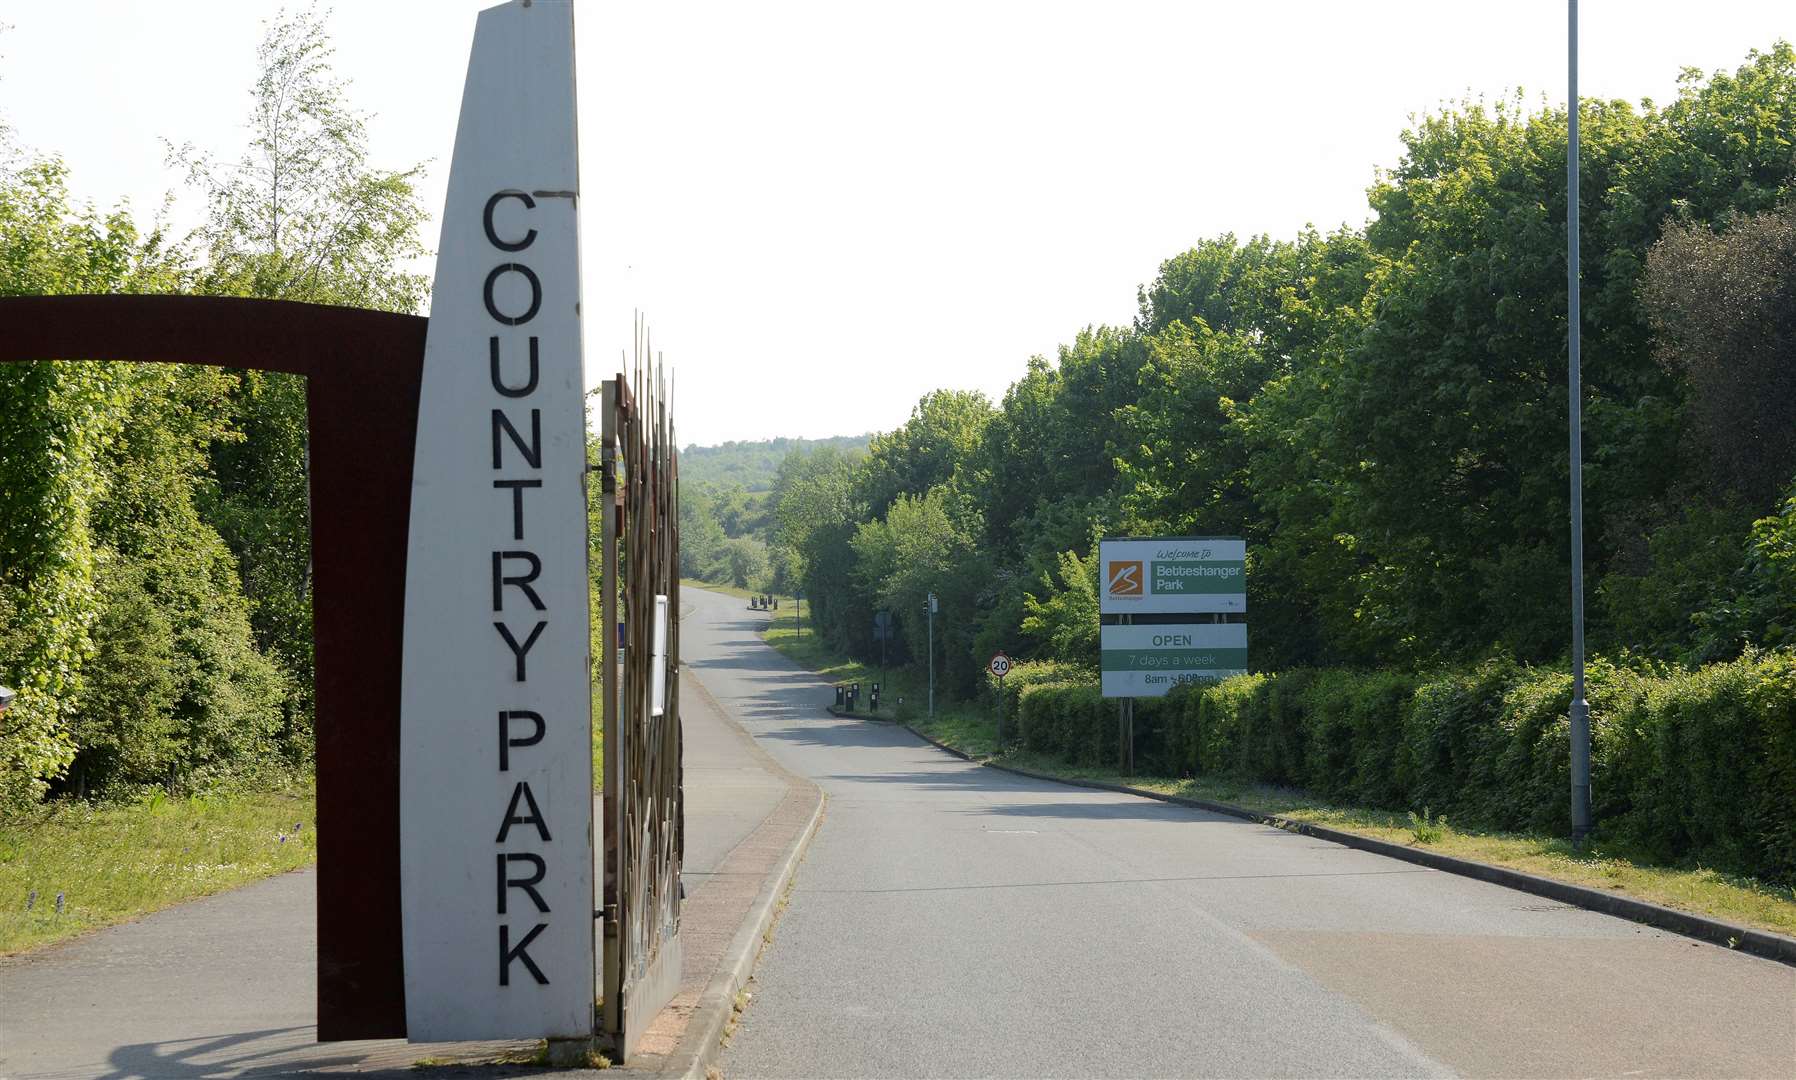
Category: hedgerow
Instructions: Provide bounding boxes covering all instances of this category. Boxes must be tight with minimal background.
[1009,650,1796,884]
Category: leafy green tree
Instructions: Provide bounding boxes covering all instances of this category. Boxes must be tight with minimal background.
[771,446,870,651]
[1021,549,1100,671]
[855,390,994,519]
[679,482,729,581]
[0,144,286,802]
[0,155,185,805]
[851,487,988,693]
[720,536,771,590]
[1243,50,1796,664]
[1116,321,1271,537]
[1643,200,1796,508]
[175,7,432,757]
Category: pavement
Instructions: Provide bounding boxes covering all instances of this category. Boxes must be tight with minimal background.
[0,588,820,1079]
[678,585,1796,1079]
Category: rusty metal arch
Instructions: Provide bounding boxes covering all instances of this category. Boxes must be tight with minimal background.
[0,294,422,1039]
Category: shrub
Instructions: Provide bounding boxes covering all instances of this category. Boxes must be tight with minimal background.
[1018,648,1796,884]
[1016,681,1110,766]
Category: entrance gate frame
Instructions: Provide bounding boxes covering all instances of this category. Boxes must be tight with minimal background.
[0,293,422,1039]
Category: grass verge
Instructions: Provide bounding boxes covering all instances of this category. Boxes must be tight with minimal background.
[0,785,317,956]
[751,617,1796,941]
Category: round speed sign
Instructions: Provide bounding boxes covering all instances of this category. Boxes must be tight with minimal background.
[988,652,1012,678]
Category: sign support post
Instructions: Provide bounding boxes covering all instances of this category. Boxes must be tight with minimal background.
[987,652,1012,747]
[927,592,937,718]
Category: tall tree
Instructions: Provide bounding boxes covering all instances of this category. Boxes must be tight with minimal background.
[174,7,432,758]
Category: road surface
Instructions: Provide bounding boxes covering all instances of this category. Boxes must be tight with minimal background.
[679,586,1796,1079]
[0,651,792,1079]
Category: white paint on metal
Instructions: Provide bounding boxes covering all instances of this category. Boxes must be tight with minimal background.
[398,0,594,1041]
[651,594,668,717]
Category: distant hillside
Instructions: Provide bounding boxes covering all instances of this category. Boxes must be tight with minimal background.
[681,434,872,492]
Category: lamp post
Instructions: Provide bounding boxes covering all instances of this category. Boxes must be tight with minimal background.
[1567,0,1592,845]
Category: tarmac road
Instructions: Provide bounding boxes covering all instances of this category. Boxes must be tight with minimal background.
[682,587,1796,1079]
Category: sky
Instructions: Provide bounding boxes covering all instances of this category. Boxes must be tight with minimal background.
[1,1,1791,447]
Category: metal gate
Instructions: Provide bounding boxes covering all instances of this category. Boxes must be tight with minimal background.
[598,325,683,1057]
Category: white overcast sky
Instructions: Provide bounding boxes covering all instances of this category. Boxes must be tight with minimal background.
[1,1,1791,446]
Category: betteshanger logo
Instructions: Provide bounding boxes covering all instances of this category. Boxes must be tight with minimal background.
[1107,560,1144,596]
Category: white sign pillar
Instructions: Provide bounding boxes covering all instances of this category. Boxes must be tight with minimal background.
[399,0,594,1041]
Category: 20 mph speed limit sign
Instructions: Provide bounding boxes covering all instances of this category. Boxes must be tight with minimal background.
[988,652,1012,678]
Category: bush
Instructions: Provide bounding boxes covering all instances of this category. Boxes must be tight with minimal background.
[1016,682,1110,765]
[60,534,287,798]
[997,660,1086,733]
[1019,649,1796,885]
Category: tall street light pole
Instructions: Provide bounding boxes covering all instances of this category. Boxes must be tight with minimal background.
[1567,0,1592,845]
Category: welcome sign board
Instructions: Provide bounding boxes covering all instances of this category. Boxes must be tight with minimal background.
[1100,623,1248,697]
[398,0,595,1041]
[1099,537,1246,614]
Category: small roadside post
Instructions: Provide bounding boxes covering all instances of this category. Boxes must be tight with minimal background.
[988,652,1011,747]
[874,610,891,711]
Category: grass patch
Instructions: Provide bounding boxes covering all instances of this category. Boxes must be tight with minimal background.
[751,623,1796,942]
[0,784,317,955]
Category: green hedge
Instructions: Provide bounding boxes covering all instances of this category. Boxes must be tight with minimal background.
[1010,652,1796,884]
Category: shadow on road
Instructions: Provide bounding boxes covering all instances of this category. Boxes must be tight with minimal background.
[99,1027,353,1079]
[753,722,925,750]
[955,799,1251,823]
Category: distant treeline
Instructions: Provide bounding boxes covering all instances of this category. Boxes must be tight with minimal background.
[681,435,871,493]
[766,44,1796,699]
[679,435,870,590]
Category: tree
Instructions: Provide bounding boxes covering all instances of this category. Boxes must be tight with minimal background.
[851,487,988,694]
[0,145,285,802]
[1643,201,1796,508]
[854,390,994,519]
[720,536,771,590]
[770,446,869,651]
[170,7,428,310]
[176,7,432,759]
[1021,549,1100,671]
[679,482,729,580]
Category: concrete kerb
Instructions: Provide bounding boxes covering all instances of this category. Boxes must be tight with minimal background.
[657,690,827,1080]
[857,709,1796,969]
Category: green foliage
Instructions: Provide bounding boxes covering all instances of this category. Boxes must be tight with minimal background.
[178,7,431,762]
[1596,503,1754,660]
[1020,549,1099,670]
[1018,649,1796,884]
[1016,682,1110,765]
[170,7,428,310]
[0,154,185,806]
[719,536,771,590]
[854,390,995,519]
[851,487,989,694]
[1,7,426,808]
[1406,808,1448,844]
[1644,201,1796,506]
